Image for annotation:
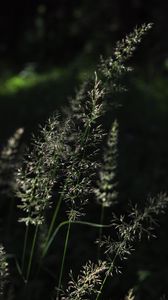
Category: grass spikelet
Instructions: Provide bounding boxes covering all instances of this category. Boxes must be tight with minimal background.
[0,128,24,196]
[95,119,119,208]
[99,23,153,95]
[61,261,107,300]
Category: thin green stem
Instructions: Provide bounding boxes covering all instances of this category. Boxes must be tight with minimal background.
[42,220,68,258]
[56,221,71,300]
[96,243,123,300]
[22,224,29,273]
[98,205,105,259]
[42,186,66,258]
[22,177,37,273]
[95,263,113,300]
[25,224,39,283]
[8,254,25,282]
[42,220,113,259]
[47,194,63,239]
[73,220,112,228]
[35,220,67,278]
[15,257,25,282]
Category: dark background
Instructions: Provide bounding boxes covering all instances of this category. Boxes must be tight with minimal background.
[0,1,168,299]
[0,0,168,139]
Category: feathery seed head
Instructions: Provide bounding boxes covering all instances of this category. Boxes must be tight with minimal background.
[95,120,118,207]
[99,23,153,96]
[98,193,168,274]
[0,128,24,197]
[61,260,107,300]
[1,128,24,159]
[16,115,67,226]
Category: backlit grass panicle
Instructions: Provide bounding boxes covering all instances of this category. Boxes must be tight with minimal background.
[95,193,168,300]
[0,128,24,196]
[95,120,118,207]
[0,245,9,296]
[16,116,68,226]
[61,260,107,300]
[98,193,168,273]
[1,128,24,160]
[62,73,105,220]
[54,73,106,298]
[114,23,153,63]
[99,23,153,94]
[68,72,105,128]
[63,127,103,221]
[86,72,105,127]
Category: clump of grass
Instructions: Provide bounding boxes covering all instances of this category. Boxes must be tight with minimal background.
[1,23,166,300]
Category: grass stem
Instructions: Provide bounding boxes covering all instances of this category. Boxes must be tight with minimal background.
[25,224,39,283]
[56,221,71,300]
[98,205,105,259]
[96,243,123,300]
[22,224,29,273]
[42,220,113,259]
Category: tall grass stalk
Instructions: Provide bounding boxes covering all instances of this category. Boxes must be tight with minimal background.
[96,120,119,259]
[25,224,39,283]
[98,206,105,259]
[43,186,66,256]
[56,221,71,300]
[95,244,122,300]
[21,224,29,272]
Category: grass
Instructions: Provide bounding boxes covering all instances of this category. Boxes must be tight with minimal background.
[0,23,168,300]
